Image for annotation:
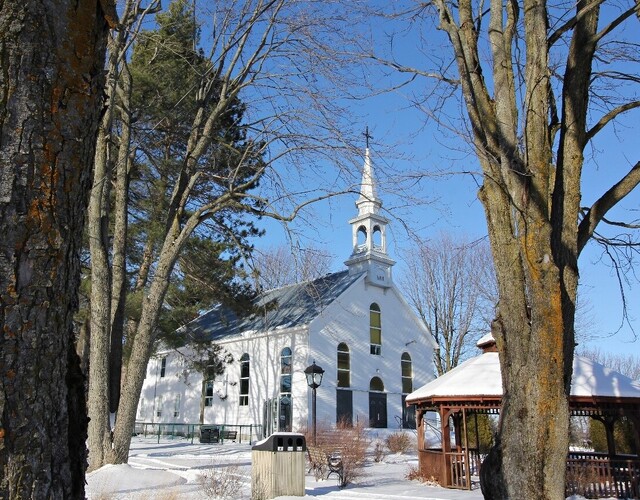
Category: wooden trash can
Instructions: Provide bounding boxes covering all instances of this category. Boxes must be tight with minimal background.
[251,432,306,499]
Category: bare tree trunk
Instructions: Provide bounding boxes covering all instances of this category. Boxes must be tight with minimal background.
[87,32,118,471]
[0,0,110,497]
[112,252,181,462]
[109,65,133,416]
[86,0,157,470]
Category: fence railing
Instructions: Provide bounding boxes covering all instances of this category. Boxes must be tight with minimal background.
[566,452,640,499]
[133,421,263,445]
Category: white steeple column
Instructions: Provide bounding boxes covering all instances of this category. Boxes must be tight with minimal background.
[345,147,395,287]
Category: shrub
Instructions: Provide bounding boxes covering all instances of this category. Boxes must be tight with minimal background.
[385,432,412,454]
[305,419,371,487]
[372,440,385,462]
[199,459,244,499]
[405,465,438,486]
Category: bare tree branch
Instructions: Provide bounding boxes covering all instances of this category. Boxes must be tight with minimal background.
[585,101,640,142]
[578,161,640,253]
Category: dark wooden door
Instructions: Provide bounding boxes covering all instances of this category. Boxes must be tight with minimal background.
[369,392,387,428]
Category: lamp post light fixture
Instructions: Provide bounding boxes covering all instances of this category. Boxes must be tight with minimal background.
[304,361,324,445]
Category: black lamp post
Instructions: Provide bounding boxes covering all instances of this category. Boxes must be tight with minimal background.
[304,361,324,445]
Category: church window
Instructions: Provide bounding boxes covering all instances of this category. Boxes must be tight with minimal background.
[239,353,250,406]
[138,398,146,419]
[337,343,350,388]
[369,376,384,392]
[280,347,292,395]
[369,303,382,355]
[401,352,413,394]
[155,395,163,417]
[204,381,214,407]
[160,357,166,377]
[174,394,181,417]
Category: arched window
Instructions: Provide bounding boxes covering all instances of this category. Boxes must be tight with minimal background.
[280,347,292,395]
[401,352,413,394]
[337,343,350,388]
[369,376,384,392]
[370,303,382,355]
[239,353,250,406]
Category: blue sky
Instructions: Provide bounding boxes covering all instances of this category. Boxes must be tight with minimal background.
[246,7,639,358]
[174,0,639,358]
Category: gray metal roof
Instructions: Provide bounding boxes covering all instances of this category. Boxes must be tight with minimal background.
[184,270,363,341]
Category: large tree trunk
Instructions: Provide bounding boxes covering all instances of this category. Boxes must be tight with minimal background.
[0,1,110,497]
[427,0,610,495]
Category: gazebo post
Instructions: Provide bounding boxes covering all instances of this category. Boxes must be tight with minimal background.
[604,416,617,458]
[462,407,471,489]
[453,412,463,451]
[441,407,452,487]
[416,408,425,450]
[629,414,640,453]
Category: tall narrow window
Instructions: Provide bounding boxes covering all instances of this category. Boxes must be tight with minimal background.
[239,353,250,406]
[155,395,163,417]
[204,381,214,407]
[370,303,382,355]
[337,343,350,388]
[280,347,292,395]
[138,398,146,419]
[174,394,181,417]
[279,347,292,431]
[160,357,167,377]
[401,352,413,394]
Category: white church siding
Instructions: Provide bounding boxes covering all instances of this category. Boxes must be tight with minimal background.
[308,276,435,430]
[138,327,312,430]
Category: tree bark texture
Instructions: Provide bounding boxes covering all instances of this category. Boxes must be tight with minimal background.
[427,0,640,497]
[0,1,110,498]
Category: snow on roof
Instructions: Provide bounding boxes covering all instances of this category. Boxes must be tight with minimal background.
[476,332,495,348]
[184,270,363,341]
[406,351,640,404]
[406,352,502,403]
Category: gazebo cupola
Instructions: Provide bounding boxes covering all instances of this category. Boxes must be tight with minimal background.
[344,147,395,288]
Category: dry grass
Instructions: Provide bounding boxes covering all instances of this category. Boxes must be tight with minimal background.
[372,440,386,462]
[199,459,245,499]
[405,465,439,486]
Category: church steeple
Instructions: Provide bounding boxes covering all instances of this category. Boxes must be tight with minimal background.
[345,146,395,287]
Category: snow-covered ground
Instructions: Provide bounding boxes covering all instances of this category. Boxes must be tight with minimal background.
[87,434,486,500]
[85,435,608,499]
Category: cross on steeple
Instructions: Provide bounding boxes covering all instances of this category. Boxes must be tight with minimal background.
[363,126,373,148]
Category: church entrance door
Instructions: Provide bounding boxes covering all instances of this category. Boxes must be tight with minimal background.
[369,392,387,428]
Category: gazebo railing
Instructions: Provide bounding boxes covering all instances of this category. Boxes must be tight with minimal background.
[419,447,481,489]
[445,451,470,489]
[566,452,640,499]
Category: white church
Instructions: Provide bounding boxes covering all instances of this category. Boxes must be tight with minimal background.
[137,148,437,436]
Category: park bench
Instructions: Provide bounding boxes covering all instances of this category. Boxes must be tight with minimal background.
[307,445,344,486]
[220,430,237,442]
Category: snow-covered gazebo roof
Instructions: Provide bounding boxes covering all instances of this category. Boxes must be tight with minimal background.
[407,335,640,412]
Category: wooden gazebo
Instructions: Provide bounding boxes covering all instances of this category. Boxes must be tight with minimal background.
[406,335,640,498]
